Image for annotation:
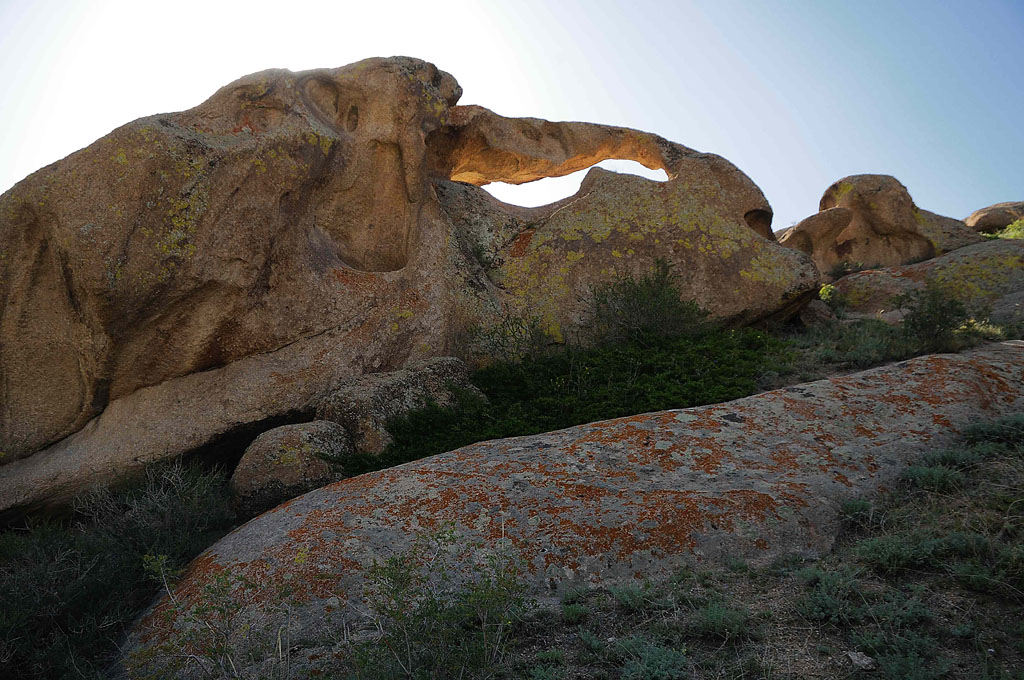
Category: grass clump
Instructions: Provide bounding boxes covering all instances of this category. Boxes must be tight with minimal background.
[618,639,688,680]
[350,528,529,680]
[901,464,966,493]
[691,602,751,641]
[789,415,1024,678]
[0,463,234,679]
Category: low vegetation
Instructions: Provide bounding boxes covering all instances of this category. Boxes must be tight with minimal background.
[0,464,235,679]
[779,279,1019,383]
[989,218,1024,240]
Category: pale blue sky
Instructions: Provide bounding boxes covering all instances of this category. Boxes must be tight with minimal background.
[1,0,1021,228]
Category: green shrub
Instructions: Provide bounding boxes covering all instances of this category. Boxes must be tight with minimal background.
[352,527,529,679]
[616,638,688,680]
[839,498,874,525]
[577,629,605,655]
[854,533,938,573]
[609,582,649,612]
[0,463,234,679]
[920,447,982,470]
[354,327,782,476]
[994,218,1024,240]
[896,281,970,352]
[901,464,965,493]
[827,261,877,280]
[560,602,588,625]
[587,259,707,346]
[529,664,564,680]
[470,314,553,364]
[964,415,1024,447]
[130,566,273,678]
[691,602,751,641]
[795,567,864,625]
[533,648,566,665]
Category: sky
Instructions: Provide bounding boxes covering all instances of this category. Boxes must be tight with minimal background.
[0,0,1021,229]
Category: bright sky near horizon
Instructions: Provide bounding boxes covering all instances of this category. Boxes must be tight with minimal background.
[0,0,1021,230]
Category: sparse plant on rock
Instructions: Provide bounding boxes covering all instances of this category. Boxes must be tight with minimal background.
[350,526,530,679]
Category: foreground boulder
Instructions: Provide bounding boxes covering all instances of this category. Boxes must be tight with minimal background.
[229,421,351,517]
[780,175,982,277]
[965,201,1024,233]
[0,57,818,517]
[128,342,1024,675]
[832,239,1024,323]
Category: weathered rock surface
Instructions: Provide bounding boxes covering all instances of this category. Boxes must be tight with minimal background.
[965,201,1024,233]
[439,170,817,340]
[315,356,478,454]
[798,299,837,327]
[832,239,1024,323]
[0,56,818,517]
[780,175,983,277]
[0,356,473,518]
[230,421,350,517]
[129,342,1024,673]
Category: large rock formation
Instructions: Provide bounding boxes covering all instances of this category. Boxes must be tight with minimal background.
[965,201,1024,233]
[831,239,1024,324]
[127,342,1024,675]
[780,175,982,278]
[0,57,818,517]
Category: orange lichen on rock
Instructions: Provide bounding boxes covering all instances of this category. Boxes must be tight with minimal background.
[128,342,1024,671]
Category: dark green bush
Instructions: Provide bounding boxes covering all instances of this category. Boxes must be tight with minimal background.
[586,259,707,346]
[0,463,234,679]
[964,415,1024,447]
[350,323,781,476]
[901,464,965,493]
[897,281,970,352]
[795,567,864,625]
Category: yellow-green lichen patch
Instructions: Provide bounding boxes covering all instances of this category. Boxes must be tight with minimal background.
[739,251,800,287]
[496,176,772,336]
[833,181,854,201]
[927,252,1024,304]
[305,132,334,156]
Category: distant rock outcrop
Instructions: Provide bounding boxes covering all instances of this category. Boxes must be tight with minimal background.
[780,175,982,278]
[0,57,818,518]
[127,342,1024,676]
[831,239,1024,324]
[965,201,1024,233]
